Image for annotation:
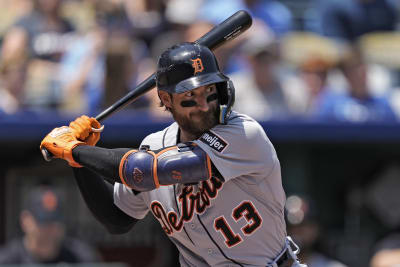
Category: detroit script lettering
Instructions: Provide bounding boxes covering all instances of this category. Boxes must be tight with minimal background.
[151,176,223,235]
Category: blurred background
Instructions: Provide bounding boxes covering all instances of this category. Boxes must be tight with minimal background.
[1,0,400,266]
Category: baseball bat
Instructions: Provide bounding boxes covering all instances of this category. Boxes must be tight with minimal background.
[41,10,252,161]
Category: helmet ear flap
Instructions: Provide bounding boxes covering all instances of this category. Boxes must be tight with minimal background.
[217,80,235,124]
[216,82,228,105]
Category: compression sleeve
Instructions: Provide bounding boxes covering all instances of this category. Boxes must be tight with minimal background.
[72,167,138,234]
[72,145,129,182]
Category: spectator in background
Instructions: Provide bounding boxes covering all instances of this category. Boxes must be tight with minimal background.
[0,40,29,115]
[307,0,398,42]
[150,0,203,60]
[303,0,400,120]
[0,185,100,264]
[315,48,397,122]
[0,0,33,37]
[57,19,106,115]
[230,20,296,120]
[0,0,75,110]
[58,1,152,115]
[282,56,336,118]
[370,232,400,267]
[123,0,167,46]
[279,33,340,118]
[286,195,348,267]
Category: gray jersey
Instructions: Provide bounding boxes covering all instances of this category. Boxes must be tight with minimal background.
[114,111,287,266]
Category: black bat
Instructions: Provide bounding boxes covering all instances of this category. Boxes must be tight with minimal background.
[41,10,252,161]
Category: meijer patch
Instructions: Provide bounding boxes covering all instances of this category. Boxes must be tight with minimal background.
[200,131,228,152]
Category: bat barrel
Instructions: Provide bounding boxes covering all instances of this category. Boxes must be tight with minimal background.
[96,74,157,122]
[196,10,252,49]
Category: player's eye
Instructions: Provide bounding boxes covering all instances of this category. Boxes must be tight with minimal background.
[185,91,194,97]
[206,85,216,93]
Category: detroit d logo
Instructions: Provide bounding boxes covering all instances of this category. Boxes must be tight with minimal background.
[191,58,204,74]
[133,168,143,184]
[171,170,182,180]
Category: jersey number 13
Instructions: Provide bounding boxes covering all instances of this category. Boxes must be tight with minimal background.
[214,200,262,248]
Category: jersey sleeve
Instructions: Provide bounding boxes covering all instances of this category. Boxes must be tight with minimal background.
[194,116,278,183]
[114,183,149,219]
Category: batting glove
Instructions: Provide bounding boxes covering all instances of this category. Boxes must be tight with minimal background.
[69,115,102,146]
[40,126,85,167]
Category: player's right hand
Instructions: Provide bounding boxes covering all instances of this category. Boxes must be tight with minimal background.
[69,115,102,146]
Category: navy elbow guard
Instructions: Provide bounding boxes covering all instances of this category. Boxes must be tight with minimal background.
[119,143,212,191]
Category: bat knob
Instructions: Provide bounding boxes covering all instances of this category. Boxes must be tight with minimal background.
[41,148,53,162]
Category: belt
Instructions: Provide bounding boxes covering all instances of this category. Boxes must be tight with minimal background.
[275,249,294,267]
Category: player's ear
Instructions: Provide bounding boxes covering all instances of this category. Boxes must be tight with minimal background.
[159,91,172,109]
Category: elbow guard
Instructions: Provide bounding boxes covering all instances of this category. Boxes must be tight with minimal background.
[119,143,212,192]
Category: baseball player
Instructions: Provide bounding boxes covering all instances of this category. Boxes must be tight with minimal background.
[40,42,307,267]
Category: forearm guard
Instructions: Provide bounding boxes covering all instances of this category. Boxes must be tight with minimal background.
[119,142,212,191]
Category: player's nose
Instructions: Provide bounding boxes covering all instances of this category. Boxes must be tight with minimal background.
[196,96,209,112]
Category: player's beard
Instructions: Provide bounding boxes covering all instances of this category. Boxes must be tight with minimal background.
[171,105,219,140]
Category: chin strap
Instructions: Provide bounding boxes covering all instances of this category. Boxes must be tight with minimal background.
[219,80,235,124]
[219,104,230,124]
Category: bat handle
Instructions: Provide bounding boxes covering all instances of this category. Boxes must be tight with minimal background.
[41,148,53,162]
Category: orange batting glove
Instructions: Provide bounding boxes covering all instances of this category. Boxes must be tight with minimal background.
[69,115,102,146]
[40,126,85,167]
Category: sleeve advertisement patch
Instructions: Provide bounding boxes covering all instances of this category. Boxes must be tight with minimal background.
[199,130,228,153]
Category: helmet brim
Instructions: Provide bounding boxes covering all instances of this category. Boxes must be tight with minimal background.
[163,72,229,94]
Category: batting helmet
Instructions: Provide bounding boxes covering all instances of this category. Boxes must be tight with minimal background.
[156,42,235,124]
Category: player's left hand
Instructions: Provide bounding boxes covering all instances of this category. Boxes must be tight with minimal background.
[40,126,85,167]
